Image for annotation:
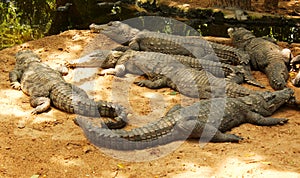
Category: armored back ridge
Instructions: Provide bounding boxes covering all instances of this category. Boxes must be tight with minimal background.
[90,21,140,44]
[99,50,256,98]
[75,88,293,150]
[228,27,289,90]
[67,49,262,87]
[9,50,127,129]
[90,21,263,87]
[68,50,258,98]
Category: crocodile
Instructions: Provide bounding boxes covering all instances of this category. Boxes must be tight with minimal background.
[290,55,300,72]
[67,50,247,85]
[228,27,289,90]
[74,88,293,150]
[90,21,264,88]
[89,21,247,64]
[98,50,257,98]
[9,50,127,129]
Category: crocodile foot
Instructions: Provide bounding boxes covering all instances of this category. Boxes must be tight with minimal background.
[11,82,21,90]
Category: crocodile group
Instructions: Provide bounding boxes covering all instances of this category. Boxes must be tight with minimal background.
[227,27,289,90]
[74,88,293,150]
[9,50,127,129]
[88,50,257,98]
[90,21,263,88]
[67,50,247,85]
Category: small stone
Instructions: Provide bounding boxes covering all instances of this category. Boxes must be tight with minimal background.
[17,121,26,129]
[182,4,190,8]
[83,145,94,153]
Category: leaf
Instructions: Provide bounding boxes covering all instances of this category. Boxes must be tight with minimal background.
[260,161,272,165]
[168,91,178,95]
[117,163,125,169]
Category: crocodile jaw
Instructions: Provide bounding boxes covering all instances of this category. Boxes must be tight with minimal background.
[264,88,294,112]
[90,21,139,44]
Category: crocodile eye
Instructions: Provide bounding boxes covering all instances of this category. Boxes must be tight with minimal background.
[262,92,275,101]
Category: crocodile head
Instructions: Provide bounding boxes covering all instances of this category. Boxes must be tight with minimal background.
[100,50,124,68]
[227,27,255,47]
[89,21,140,44]
[15,50,41,67]
[245,88,294,116]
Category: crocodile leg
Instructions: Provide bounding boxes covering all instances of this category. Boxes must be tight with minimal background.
[242,65,265,88]
[177,118,242,143]
[30,96,51,114]
[245,111,288,126]
[9,69,22,90]
[134,77,168,89]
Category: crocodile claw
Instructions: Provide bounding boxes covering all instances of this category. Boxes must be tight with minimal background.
[64,60,77,68]
[11,82,21,90]
[31,110,38,115]
[226,134,243,142]
[98,68,117,76]
[134,80,146,87]
[278,118,289,125]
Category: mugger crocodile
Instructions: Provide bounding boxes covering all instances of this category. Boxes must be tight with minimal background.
[9,50,127,128]
[75,88,294,150]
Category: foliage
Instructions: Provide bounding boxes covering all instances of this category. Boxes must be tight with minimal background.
[0,1,55,50]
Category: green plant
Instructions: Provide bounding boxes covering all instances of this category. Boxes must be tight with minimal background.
[0,2,34,49]
[0,1,55,50]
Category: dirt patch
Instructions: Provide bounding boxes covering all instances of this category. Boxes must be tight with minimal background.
[0,27,300,177]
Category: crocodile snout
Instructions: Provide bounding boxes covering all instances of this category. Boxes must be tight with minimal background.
[272,80,286,90]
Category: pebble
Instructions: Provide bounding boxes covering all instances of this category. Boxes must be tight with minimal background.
[17,121,26,129]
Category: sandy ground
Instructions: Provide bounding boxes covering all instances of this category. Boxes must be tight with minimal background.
[0,27,300,178]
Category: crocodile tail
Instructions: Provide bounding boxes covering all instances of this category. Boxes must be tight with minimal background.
[96,100,128,129]
[74,105,192,150]
[239,65,265,88]
[225,81,255,97]
[50,83,127,129]
[74,115,185,150]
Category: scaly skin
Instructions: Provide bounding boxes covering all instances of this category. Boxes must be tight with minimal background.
[90,22,243,62]
[66,50,254,86]
[99,50,256,98]
[75,88,293,150]
[228,27,289,90]
[290,55,300,71]
[9,50,127,129]
[89,21,264,88]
